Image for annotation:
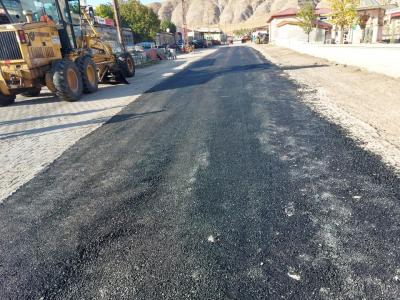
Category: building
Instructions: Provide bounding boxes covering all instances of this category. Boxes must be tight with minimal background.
[383,6,400,42]
[155,32,176,47]
[353,0,387,43]
[94,25,135,51]
[331,0,399,44]
[187,29,202,41]
[268,7,332,45]
[267,0,400,45]
[197,28,227,42]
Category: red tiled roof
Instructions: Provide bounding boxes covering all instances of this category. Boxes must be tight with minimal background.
[273,8,299,17]
[267,8,298,22]
[314,20,332,29]
[268,7,332,22]
[276,20,299,27]
[392,12,400,17]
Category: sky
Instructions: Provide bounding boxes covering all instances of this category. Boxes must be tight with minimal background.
[87,0,154,5]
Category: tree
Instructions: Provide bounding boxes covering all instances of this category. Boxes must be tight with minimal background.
[119,0,161,42]
[95,3,114,19]
[70,2,80,15]
[297,3,316,42]
[160,19,177,34]
[233,28,250,37]
[328,0,358,43]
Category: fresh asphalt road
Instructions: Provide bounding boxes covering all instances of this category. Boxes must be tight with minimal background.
[1,46,400,299]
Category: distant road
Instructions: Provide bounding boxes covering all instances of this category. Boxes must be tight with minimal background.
[1,46,399,299]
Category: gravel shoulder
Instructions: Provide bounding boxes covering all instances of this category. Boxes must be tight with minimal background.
[250,44,400,175]
[0,49,217,202]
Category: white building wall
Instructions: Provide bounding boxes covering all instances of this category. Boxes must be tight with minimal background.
[269,16,299,43]
[274,26,327,45]
[270,17,328,44]
[276,25,309,42]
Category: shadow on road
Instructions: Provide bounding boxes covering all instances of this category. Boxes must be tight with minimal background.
[146,62,272,94]
[0,110,166,140]
[0,106,126,127]
[280,64,329,71]
[106,110,166,124]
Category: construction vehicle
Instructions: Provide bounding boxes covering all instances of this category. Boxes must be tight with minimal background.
[0,0,135,106]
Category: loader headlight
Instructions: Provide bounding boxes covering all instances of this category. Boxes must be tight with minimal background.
[17,30,27,44]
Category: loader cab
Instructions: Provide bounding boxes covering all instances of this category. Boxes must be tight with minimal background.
[0,3,10,24]
[0,12,10,24]
[0,0,82,53]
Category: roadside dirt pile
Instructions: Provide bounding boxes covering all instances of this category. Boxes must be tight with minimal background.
[252,44,400,174]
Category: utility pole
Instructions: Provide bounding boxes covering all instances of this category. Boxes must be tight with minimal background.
[112,0,126,52]
[181,0,188,49]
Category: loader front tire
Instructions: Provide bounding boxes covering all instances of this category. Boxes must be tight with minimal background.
[0,93,15,107]
[77,56,98,94]
[117,52,135,78]
[53,60,83,102]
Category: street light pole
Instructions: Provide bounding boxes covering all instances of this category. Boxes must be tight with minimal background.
[112,0,126,52]
[181,0,188,48]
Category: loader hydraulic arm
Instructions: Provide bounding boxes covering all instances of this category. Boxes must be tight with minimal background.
[79,6,113,56]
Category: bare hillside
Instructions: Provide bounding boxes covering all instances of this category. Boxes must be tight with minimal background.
[147,0,298,28]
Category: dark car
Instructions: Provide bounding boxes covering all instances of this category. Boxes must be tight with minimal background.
[241,36,251,43]
[190,40,206,49]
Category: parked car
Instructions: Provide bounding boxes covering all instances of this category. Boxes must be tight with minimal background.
[168,43,179,49]
[211,40,222,46]
[241,36,251,43]
[190,40,206,49]
[137,42,156,50]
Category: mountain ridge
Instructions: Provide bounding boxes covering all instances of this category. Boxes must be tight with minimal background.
[147,0,300,29]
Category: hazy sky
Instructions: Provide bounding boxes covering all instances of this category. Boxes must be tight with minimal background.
[87,0,154,5]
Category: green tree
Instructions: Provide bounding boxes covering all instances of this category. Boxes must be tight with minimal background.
[297,3,316,42]
[119,0,161,42]
[233,28,250,36]
[70,2,80,15]
[328,0,358,43]
[160,19,177,33]
[95,3,114,19]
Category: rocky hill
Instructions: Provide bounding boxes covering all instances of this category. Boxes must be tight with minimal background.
[147,0,299,29]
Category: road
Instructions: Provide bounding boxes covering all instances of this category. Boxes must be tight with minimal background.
[1,46,399,299]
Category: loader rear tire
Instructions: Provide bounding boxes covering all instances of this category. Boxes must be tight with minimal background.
[0,93,15,107]
[53,60,83,102]
[77,56,98,94]
[21,86,41,97]
[117,52,135,78]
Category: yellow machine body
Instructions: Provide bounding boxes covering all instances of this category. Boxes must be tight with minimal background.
[0,22,62,95]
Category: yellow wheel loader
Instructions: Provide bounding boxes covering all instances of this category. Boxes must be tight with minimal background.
[0,0,134,106]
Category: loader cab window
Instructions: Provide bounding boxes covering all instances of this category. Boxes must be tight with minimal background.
[1,0,62,23]
[0,13,10,24]
[67,0,82,35]
[1,0,21,22]
[61,0,83,49]
[0,6,10,24]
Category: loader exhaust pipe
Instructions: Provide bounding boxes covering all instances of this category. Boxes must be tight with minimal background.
[23,10,33,23]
